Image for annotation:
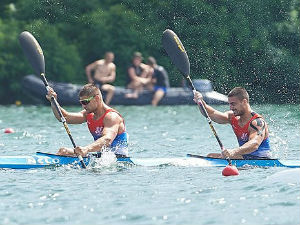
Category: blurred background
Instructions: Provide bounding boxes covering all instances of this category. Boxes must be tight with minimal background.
[0,0,299,104]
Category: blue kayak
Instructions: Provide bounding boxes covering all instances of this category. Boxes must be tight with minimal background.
[186,154,300,168]
[0,152,299,169]
[0,152,133,169]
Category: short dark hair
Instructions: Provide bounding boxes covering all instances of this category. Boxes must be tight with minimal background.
[79,84,100,97]
[147,56,156,65]
[228,87,249,102]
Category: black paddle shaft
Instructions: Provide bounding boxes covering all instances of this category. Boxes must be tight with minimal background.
[185,76,224,151]
[19,31,86,169]
[40,74,77,149]
[162,29,231,164]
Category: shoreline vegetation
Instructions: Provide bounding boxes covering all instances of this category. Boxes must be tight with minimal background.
[0,0,299,104]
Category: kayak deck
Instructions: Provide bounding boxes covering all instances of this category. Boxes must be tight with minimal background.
[0,152,133,169]
[0,152,299,169]
[187,154,300,168]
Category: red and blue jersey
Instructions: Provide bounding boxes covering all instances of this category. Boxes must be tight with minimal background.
[231,112,271,158]
[86,109,128,156]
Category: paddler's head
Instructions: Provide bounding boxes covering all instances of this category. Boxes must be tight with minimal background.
[228,87,250,116]
[79,84,103,113]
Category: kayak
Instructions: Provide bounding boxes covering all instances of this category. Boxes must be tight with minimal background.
[1,152,299,169]
[0,152,133,169]
[187,154,300,168]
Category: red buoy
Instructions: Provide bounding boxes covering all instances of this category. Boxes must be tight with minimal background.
[4,128,15,133]
[222,165,239,176]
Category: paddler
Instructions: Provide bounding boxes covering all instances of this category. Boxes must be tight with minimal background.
[194,87,271,159]
[46,84,128,157]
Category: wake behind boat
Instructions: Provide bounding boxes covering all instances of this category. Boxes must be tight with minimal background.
[0,152,299,169]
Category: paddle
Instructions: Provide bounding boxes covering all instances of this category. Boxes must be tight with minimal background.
[162,29,238,176]
[19,31,87,169]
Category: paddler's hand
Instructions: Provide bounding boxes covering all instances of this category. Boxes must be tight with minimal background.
[221,149,237,159]
[57,147,76,156]
[46,87,58,102]
[74,146,89,157]
[193,91,203,103]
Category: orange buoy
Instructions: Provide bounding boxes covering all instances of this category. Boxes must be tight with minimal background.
[4,128,15,133]
[222,165,239,176]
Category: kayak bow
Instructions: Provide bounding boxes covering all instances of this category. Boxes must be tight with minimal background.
[0,152,133,169]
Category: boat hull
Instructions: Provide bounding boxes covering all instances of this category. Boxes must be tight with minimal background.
[1,152,299,169]
[0,152,133,169]
[187,154,300,168]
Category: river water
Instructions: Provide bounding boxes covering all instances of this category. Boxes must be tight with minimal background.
[0,104,299,225]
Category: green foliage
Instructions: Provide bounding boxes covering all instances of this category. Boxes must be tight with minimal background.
[0,18,28,103]
[23,21,83,82]
[0,0,299,104]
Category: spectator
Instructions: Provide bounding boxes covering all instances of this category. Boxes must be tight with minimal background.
[147,57,170,106]
[125,52,152,98]
[85,52,116,105]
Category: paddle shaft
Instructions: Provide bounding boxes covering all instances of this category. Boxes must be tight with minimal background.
[185,75,232,165]
[162,29,233,166]
[19,31,86,168]
[40,74,86,168]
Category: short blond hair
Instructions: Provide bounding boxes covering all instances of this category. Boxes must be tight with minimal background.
[79,84,100,97]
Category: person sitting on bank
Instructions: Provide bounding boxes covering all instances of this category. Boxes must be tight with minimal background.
[194,87,271,159]
[46,83,129,157]
[85,51,116,105]
[125,52,152,99]
[147,57,170,106]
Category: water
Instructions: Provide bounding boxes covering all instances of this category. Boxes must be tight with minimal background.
[0,104,299,225]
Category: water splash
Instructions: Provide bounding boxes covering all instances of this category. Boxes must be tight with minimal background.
[92,151,117,168]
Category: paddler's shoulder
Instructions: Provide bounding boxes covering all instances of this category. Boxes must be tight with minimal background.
[103,110,123,124]
[226,110,234,123]
[82,110,91,120]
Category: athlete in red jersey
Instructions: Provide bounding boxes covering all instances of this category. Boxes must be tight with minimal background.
[46,83,128,157]
[194,87,271,159]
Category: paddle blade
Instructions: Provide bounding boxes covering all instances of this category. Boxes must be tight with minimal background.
[19,31,45,76]
[162,29,190,76]
[222,165,239,176]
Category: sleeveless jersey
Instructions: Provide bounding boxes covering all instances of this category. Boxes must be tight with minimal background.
[86,109,128,156]
[231,112,271,158]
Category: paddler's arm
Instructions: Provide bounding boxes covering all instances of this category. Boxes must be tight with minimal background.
[46,87,86,124]
[193,91,231,124]
[74,112,120,156]
[222,118,266,158]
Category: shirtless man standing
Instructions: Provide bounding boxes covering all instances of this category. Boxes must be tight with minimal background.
[85,52,116,105]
